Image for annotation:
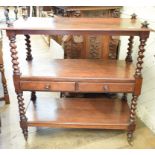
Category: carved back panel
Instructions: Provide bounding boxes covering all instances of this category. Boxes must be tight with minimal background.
[56,7,122,59]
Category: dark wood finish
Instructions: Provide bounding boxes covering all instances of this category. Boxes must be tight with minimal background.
[126,36,134,62]
[19,59,135,83]
[4,17,150,142]
[25,34,35,101]
[27,97,130,130]
[0,35,10,104]
[20,81,134,93]
[5,17,150,35]
[20,81,75,92]
[135,36,148,78]
[122,93,127,102]
[55,6,122,12]
[25,34,33,61]
[17,92,28,141]
[127,35,148,143]
[54,7,122,60]
[30,91,36,102]
[77,83,134,93]
[8,33,28,140]
[127,95,138,143]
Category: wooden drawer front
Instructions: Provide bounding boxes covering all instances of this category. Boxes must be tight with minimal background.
[20,81,75,92]
[77,83,134,93]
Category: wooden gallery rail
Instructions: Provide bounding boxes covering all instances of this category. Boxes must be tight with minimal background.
[3,16,150,144]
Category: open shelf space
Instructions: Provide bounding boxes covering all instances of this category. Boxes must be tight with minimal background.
[26,97,130,130]
[20,59,135,83]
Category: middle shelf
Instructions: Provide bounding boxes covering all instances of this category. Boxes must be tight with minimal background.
[19,59,136,93]
[20,59,135,82]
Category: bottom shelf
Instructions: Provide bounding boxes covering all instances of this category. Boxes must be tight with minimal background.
[26,97,130,130]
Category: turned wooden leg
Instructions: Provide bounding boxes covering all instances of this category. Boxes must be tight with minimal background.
[121,93,127,102]
[31,91,37,102]
[25,34,33,61]
[125,36,134,62]
[127,95,138,144]
[0,64,10,104]
[0,37,10,104]
[8,33,28,140]
[127,35,148,144]
[17,93,28,141]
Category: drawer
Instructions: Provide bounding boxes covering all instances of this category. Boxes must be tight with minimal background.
[20,81,75,92]
[77,82,134,93]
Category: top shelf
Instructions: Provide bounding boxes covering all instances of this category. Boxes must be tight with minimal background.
[56,6,122,11]
[4,17,151,36]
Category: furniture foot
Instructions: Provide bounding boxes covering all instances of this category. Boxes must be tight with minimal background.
[121,93,127,102]
[127,94,137,144]
[25,34,33,61]
[17,93,28,141]
[23,129,28,141]
[127,131,133,146]
[30,91,37,102]
[127,122,136,146]
[20,120,28,141]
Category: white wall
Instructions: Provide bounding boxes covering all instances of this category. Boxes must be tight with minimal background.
[119,7,155,133]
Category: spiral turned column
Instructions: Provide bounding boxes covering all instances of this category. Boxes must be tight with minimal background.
[122,36,134,103]
[9,35,20,75]
[25,34,33,61]
[135,36,148,78]
[125,36,134,62]
[9,34,28,140]
[127,35,148,144]
[127,95,138,144]
[0,64,10,104]
[17,93,28,141]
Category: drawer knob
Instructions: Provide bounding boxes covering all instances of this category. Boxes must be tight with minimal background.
[44,84,51,90]
[103,85,108,91]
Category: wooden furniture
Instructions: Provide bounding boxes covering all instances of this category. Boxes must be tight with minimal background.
[49,6,122,59]
[0,30,10,104]
[4,17,150,144]
[50,7,122,98]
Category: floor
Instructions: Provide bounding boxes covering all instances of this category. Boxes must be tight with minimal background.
[0,33,155,149]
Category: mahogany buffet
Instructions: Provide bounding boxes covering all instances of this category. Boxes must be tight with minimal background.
[4,16,150,144]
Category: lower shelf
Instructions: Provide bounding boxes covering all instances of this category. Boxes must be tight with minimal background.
[26,97,130,130]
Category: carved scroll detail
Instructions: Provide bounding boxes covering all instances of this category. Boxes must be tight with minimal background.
[89,36,101,58]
